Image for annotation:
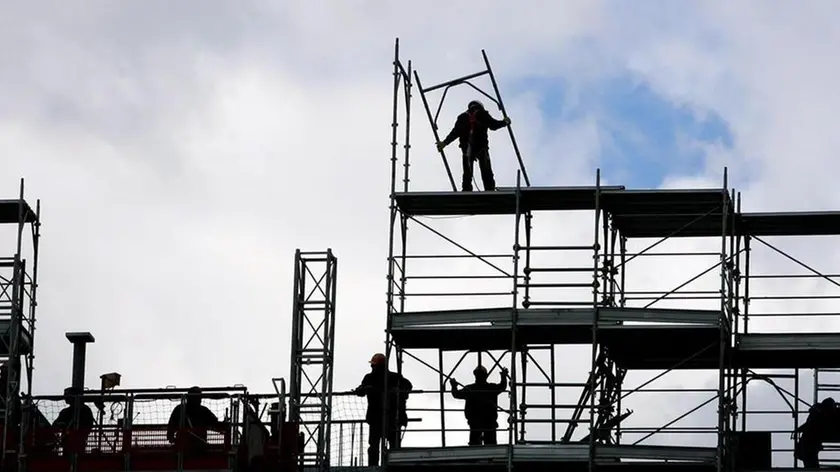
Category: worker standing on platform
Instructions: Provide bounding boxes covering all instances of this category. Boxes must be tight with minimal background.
[354,353,413,467]
[436,100,511,192]
[450,365,508,446]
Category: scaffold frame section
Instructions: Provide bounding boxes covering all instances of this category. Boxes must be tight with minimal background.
[0,178,40,470]
[384,38,741,472]
[289,249,338,471]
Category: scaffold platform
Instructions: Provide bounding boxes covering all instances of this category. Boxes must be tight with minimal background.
[387,444,717,472]
[390,307,725,369]
[0,199,37,224]
[735,333,840,368]
[392,186,624,216]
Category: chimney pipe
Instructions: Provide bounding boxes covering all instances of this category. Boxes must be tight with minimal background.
[65,332,95,390]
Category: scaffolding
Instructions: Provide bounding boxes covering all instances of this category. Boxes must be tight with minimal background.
[289,249,338,471]
[0,178,40,470]
[381,38,840,471]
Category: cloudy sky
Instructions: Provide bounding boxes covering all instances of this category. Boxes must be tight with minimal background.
[3,0,840,467]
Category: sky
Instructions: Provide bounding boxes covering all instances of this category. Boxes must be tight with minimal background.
[3,0,840,467]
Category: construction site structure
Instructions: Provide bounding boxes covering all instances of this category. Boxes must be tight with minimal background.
[380,38,840,471]
[0,190,328,472]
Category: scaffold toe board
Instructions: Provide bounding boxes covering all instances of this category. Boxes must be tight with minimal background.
[740,211,840,236]
[387,444,717,469]
[0,320,33,356]
[600,325,726,370]
[393,186,625,216]
[389,308,597,350]
[736,333,840,368]
[602,189,735,238]
[0,199,37,224]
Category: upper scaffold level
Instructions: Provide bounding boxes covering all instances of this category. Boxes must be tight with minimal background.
[0,199,38,225]
[393,186,625,216]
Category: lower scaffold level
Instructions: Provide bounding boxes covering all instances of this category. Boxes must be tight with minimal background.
[389,307,840,370]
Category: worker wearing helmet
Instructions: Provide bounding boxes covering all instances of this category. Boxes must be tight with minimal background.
[449,364,509,446]
[436,100,511,192]
[353,353,413,466]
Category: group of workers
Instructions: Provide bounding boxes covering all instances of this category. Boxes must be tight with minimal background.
[353,352,508,466]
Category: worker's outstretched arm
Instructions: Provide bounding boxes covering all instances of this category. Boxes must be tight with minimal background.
[495,368,509,392]
[479,110,510,131]
[449,378,465,399]
[438,115,465,151]
[354,374,373,396]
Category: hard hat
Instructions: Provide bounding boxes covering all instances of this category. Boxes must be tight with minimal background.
[468,100,484,111]
[473,365,488,376]
[370,353,387,366]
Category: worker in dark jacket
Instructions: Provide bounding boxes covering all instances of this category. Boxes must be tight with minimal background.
[437,100,511,192]
[795,397,840,468]
[450,365,508,446]
[354,353,413,466]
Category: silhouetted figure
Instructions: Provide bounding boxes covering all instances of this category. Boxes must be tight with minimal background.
[795,397,840,468]
[437,100,511,192]
[167,387,227,454]
[450,365,508,446]
[354,353,412,467]
[53,387,94,456]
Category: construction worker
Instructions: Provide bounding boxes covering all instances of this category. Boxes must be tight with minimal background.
[52,387,95,456]
[450,365,508,446]
[167,386,228,454]
[795,397,840,468]
[353,353,413,466]
[437,100,511,192]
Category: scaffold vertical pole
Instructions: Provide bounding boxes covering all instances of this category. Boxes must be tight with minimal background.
[288,249,338,471]
[507,170,523,472]
[716,169,729,472]
[589,169,602,472]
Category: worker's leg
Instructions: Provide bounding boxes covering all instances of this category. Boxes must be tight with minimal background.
[461,153,474,192]
[368,421,383,466]
[476,150,496,191]
[483,427,498,445]
[467,423,482,446]
[386,421,402,450]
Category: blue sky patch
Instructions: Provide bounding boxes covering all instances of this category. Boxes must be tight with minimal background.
[509,75,734,188]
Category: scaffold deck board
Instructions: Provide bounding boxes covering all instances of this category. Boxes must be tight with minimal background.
[740,211,840,236]
[387,443,716,471]
[736,333,840,368]
[393,186,625,216]
[389,308,723,354]
[600,325,726,370]
[602,189,735,238]
[0,199,36,225]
